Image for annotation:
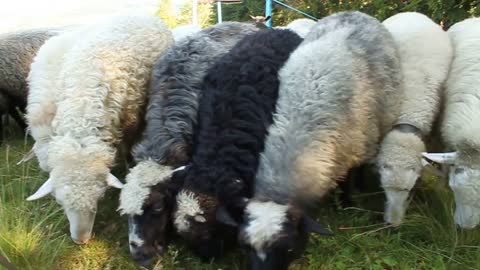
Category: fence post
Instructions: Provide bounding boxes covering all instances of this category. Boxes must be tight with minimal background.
[265,0,272,27]
[217,1,222,23]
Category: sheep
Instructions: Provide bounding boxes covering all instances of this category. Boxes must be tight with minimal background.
[25,14,174,245]
[116,22,259,267]
[172,28,303,260]
[423,17,480,229]
[0,29,58,143]
[214,12,404,270]
[276,18,316,38]
[375,12,453,226]
[171,24,202,42]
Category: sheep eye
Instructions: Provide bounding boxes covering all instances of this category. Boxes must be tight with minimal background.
[194,215,207,223]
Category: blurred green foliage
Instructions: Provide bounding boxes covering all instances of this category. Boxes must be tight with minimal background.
[211,0,480,29]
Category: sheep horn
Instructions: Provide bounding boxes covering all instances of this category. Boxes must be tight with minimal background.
[17,149,35,165]
[422,152,457,164]
[106,173,124,189]
[27,177,53,201]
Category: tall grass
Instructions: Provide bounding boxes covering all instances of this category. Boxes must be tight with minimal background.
[1,129,479,269]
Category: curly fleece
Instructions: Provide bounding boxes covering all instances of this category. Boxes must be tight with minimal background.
[31,14,173,212]
[27,28,81,171]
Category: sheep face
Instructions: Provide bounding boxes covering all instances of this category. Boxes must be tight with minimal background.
[449,166,480,228]
[423,152,480,228]
[378,131,426,226]
[26,137,122,244]
[380,164,419,226]
[235,201,332,270]
[173,189,236,260]
[127,185,174,267]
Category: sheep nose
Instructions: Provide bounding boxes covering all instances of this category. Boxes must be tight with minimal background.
[131,244,157,267]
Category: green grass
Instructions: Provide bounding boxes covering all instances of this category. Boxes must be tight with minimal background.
[1,127,480,270]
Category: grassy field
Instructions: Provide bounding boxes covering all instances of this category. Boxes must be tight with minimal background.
[1,127,480,270]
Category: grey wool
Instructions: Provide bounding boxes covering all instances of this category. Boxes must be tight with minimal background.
[0,29,58,141]
[255,11,404,204]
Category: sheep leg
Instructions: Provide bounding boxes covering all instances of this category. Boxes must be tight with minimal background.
[338,168,359,208]
[9,107,27,132]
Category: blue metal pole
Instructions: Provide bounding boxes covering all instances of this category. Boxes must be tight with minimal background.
[217,1,222,23]
[265,0,272,27]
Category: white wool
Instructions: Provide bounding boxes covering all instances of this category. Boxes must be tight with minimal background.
[118,160,175,215]
[26,28,83,172]
[244,201,288,253]
[174,190,203,233]
[27,14,173,215]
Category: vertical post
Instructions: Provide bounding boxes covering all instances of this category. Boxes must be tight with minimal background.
[265,0,272,27]
[192,0,198,26]
[217,1,222,23]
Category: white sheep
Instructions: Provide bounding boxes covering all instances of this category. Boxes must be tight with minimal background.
[377,12,453,226]
[26,14,174,244]
[423,17,480,229]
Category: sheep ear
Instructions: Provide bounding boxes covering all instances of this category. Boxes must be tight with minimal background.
[422,152,457,164]
[172,165,187,173]
[303,216,334,236]
[106,173,124,189]
[216,206,239,227]
[249,15,255,19]
[27,178,53,201]
[264,16,271,21]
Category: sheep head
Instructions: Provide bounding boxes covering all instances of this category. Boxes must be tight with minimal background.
[118,161,186,267]
[26,135,122,244]
[173,188,241,260]
[222,199,332,270]
[423,151,480,228]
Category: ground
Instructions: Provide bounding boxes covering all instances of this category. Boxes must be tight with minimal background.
[1,129,480,270]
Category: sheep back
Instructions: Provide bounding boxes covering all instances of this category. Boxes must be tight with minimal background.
[255,11,403,203]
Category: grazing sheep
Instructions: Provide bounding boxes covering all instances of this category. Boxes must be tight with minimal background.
[117,22,258,267]
[171,24,202,42]
[172,29,303,260]
[0,29,58,143]
[423,18,480,229]
[26,14,174,245]
[216,12,403,270]
[276,18,316,38]
[376,12,453,226]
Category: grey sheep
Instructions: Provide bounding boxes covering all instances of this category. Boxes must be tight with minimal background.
[0,29,57,143]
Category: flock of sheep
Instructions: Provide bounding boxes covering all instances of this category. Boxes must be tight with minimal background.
[0,9,479,270]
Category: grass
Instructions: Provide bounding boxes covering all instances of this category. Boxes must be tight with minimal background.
[1,126,480,270]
